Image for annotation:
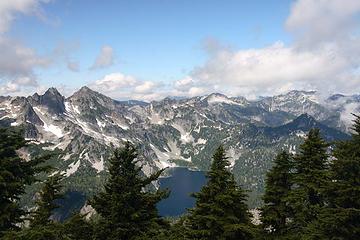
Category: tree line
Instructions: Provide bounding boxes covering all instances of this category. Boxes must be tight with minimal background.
[0,115,359,239]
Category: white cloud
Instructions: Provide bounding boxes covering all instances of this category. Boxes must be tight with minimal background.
[179,0,360,98]
[190,42,360,97]
[88,72,171,101]
[187,87,206,97]
[0,0,50,33]
[0,82,20,94]
[134,81,157,94]
[340,102,360,131]
[0,37,50,79]
[172,76,209,97]
[0,37,52,95]
[90,45,114,70]
[2,0,360,101]
[90,72,137,92]
[174,76,194,90]
[0,0,56,96]
[286,0,360,47]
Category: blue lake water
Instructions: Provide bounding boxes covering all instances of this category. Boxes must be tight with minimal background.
[53,191,87,222]
[157,167,207,216]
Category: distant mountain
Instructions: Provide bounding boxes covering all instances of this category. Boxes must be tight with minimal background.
[0,87,358,210]
[263,114,350,141]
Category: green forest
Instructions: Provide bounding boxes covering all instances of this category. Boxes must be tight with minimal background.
[1,115,359,240]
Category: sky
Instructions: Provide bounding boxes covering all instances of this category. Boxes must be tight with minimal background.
[0,0,360,101]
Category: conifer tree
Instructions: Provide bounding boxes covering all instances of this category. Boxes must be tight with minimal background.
[62,213,94,240]
[261,151,293,238]
[1,223,65,240]
[288,129,329,237]
[0,127,46,236]
[306,114,360,239]
[30,173,64,227]
[90,142,169,240]
[185,145,254,240]
[4,174,93,240]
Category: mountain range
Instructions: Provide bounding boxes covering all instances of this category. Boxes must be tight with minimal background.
[0,87,359,210]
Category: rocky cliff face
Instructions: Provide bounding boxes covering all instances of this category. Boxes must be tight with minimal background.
[0,87,358,206]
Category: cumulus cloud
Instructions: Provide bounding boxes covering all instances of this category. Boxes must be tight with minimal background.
[88,72,169,101]
[86,0,359,100]
[172,76,208,97]
[0,38,50,78]
[0,0,50,34]
[89,73,137,92]
[190,42,360,96]
[177,0,360,98]
[2,0,360,101]
[286,0,360,47]
[0,37,52,95]
[0,0,56,96]
[174,76,194,91]
[338,102,360,132]
[134,81,158,94]
[0,79,48,96]
[90,45,114,70]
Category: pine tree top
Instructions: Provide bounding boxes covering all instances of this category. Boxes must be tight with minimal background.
[0,127,48,234]
[186,146,254,239]
[90,142,169,239]
[30,173,64,227]
[351,114,360,138]
[295,128,329,172]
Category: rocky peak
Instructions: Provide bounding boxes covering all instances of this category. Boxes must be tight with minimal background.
[21,104,44,126]
[68,86,117,114]
[291,113,317,128]
[45,87,62,97]
[74,86,94,95]
[34,87,65,115]
[268,113,349,141]
[69,86,109,101]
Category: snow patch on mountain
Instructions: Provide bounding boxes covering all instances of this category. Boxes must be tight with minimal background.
[227,147,241,168]
[64,101,77,116]
[196,138,207,145]
[0,101,20,119]
[150,144,174,168]
[62,153,73,161]
[295,131,306,138]
[172,123,194,143]
[33,107,64,138]
[65,160,81,177]
[96,118,106,128]
[92,156,104,173]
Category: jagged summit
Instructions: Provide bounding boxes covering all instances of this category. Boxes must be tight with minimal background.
[45,87,62,96]
[77,86,93,93]
[70,86,99,98]
[69,86,113,101]
[29,87,65,114]
[266,113,349,141]
[292,113,317,127]
[67,86,119,116]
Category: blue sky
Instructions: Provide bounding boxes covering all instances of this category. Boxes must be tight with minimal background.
[0,0,360,100]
